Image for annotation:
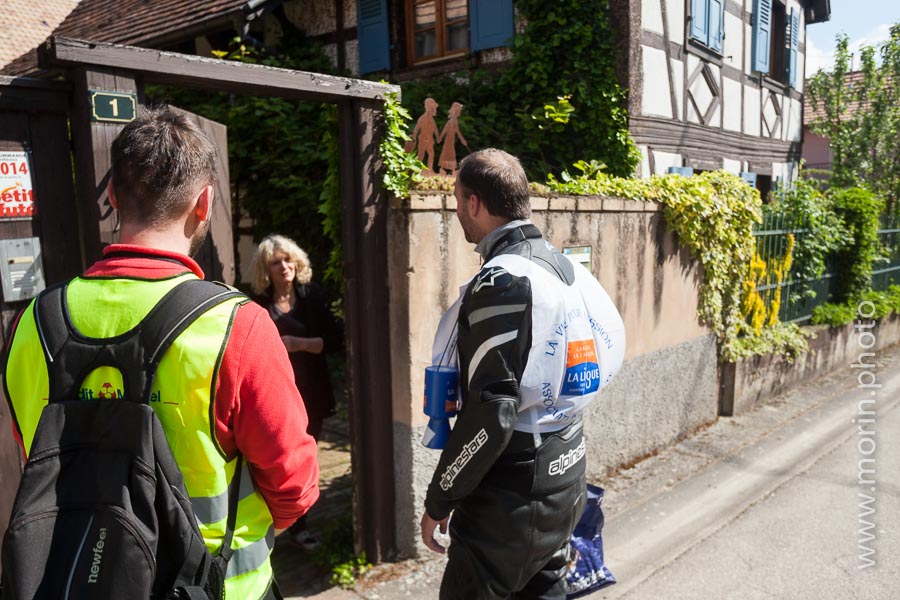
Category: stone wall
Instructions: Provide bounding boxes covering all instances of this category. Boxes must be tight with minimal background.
[721,313,900,416]
[387,192,720,557]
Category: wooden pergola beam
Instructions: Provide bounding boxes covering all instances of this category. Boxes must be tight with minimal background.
[40,37,398,103]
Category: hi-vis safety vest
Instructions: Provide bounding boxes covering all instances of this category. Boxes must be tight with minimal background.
[5,272,276,599]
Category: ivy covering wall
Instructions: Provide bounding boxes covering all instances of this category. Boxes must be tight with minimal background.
[147,35,343,294]
[398,0,640,180]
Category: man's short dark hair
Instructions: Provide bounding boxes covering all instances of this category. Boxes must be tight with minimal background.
[457,149,531,220]
[110,106,217,227]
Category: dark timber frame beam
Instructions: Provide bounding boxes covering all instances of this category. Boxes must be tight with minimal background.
[41,37,395,103]
[41,36,399,563]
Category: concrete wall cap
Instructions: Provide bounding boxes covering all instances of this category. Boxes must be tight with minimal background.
[404,192,659,214]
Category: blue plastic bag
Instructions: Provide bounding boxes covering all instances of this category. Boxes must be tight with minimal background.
[565,484,616,598]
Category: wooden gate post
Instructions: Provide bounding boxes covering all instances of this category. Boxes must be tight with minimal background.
[68,65,140,268]
[339,97,396,561]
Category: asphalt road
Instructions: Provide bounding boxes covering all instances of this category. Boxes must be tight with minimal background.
[304,345,900,600]
[600,350,900,599]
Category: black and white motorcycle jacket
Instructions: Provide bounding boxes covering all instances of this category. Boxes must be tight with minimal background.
[424,223,625,520]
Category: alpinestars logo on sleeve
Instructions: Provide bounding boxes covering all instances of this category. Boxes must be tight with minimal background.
[439,429,489,490]
[473,267,509,293]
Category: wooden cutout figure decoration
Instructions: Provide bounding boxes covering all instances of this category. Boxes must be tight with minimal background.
[438,102,468,176]
[408,98,440,175]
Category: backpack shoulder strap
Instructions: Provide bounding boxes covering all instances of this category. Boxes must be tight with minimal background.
[136,279,245,402]
[33,278,245,404]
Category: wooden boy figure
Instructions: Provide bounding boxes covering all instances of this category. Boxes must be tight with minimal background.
[408,98,440,175]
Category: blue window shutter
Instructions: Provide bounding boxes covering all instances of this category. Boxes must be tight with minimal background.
[708,0,724,52]
[740,171,758,187]
[787,8,800,87]
[752,0,772,74]
[667,166,695,177]
[470,0,514,52]
[357,0,390,74]
[690,0,709,44]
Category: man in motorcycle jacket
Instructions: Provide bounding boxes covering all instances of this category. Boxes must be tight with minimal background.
[420,149,626,599]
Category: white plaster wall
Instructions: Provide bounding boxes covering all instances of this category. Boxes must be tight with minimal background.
[772,162,784,184]
[762,92,779,137]
[481,47,514,64]
[707,63,721,124]
[687,52,701,77]
[723,77,742,132]
[708,104,721,128]
[643,0,664,35]
[743,85,761,137]
[642,46,673,118]
[323,43,337,68]
[344,0,357,28]
[785,97,802,142]
[346,39,359,76]
[722,157,741,173]
[689,71,713,124]
[785,162,798,185]
[685,54,702,123]
[723,11,743,71]
[670,58,684,119]
[686,99,699,124]
[284,0,335,36]
[666,0,685,46]
[639,145,651,179]
[744,22,753,73]
[652,150,683,174]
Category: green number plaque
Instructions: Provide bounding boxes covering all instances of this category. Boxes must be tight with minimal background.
[90,91,137,123]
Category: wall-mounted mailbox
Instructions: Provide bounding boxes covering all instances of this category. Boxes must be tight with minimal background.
[0,237,45,302]
[563,245,593,270]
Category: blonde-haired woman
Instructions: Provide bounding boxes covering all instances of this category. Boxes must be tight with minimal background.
[251,235,341,550]
[251,234,342,440]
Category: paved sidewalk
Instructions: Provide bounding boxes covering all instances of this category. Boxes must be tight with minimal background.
[291,344,900,599]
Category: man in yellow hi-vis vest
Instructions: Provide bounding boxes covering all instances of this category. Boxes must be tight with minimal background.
[4,107,320,599]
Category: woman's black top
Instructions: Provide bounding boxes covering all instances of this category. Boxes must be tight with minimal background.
[256,281,342,438]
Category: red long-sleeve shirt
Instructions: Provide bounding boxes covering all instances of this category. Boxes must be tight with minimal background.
[12,244,320,529]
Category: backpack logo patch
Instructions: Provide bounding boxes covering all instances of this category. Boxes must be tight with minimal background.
[79,367,171,404]
[562,339,601,396]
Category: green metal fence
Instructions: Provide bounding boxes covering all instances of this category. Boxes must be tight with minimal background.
[873,213,900,291]
[752,208,827,323]
[752,211,900,323]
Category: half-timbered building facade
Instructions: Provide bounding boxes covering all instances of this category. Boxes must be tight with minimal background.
[630,0,830,194]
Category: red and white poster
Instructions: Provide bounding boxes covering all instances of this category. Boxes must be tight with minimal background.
[0,151,34,218]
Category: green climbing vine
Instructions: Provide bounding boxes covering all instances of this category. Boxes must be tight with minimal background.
[546,165,763,361]
[146,34,344,293]
[382,91,426,198]
[395,0,640,180]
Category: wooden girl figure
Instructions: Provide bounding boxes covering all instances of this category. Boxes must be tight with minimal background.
[409,98,440,175]
[437,102,469,176]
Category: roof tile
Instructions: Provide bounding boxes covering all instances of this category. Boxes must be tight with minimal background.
[2,0,249,76]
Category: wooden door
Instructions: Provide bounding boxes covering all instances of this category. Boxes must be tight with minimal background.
[0,76,81,542]
[172,108,235,285]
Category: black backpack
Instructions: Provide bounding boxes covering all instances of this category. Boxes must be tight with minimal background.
[1,278,245,599]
